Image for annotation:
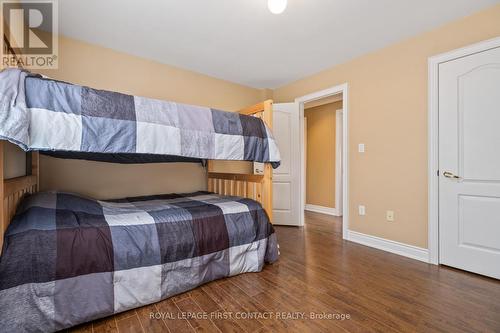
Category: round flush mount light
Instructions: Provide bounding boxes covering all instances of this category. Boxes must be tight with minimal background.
[268,0,287,14]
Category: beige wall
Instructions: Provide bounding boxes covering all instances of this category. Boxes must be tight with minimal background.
[305,101,342,208]
[3,35,263,199]
[274,4,500,248]
[3,144,26,179]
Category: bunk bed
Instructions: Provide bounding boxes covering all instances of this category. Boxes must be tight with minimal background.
[0,68,280,332]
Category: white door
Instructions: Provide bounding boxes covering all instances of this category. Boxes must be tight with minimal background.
[439,46,500,279]
[272,103,301,226]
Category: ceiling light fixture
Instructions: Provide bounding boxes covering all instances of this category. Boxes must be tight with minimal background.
[268,0,287,14]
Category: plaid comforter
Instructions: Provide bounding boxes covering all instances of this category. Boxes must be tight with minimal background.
[0,191,278,332]
[0,68,280,167]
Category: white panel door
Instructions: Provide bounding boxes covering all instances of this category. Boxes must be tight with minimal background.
[439,46,500,279]
[272,103,301,226]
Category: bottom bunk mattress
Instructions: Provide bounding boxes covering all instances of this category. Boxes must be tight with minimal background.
[0,191,279,332]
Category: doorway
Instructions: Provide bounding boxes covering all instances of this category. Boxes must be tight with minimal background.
[303,96,343,217]
[296,84,349,239]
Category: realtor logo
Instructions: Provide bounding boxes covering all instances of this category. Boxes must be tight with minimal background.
[1,0,58,68]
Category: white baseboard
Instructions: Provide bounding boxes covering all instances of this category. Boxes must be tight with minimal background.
[346,230,429,263]
[305,204,340,216]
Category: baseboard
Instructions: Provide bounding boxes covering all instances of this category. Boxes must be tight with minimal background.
[346,230,429,263]
[305,204,340,216]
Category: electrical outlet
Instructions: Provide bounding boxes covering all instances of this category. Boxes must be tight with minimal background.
[358,143,365,153]
[358,205,366,216]
[386,210,395,222]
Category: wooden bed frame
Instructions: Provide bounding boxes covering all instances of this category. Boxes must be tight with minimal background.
[0,100,274,252]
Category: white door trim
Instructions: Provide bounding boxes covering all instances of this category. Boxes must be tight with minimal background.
[296,83,349,239]
[335,109,343,216]
[428,36,500,265]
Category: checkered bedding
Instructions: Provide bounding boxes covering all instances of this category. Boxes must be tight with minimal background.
[0,68,280,167]
[0,191,278,332]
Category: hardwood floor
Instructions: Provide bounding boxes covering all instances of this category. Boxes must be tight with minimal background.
[68,212,500,333]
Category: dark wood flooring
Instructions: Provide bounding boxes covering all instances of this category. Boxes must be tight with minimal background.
[68,212,500,333]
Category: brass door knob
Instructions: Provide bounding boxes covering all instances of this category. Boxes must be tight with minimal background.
[443,171,461,179]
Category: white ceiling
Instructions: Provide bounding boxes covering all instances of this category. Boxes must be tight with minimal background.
[58,0,499,89]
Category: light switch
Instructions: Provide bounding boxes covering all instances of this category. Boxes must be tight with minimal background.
[358,143,365,153]
[358,205,366,216]
[386,210,395,222]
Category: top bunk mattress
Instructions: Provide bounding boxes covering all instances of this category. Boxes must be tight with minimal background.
[0,191,279,332]
[0,68,281,168]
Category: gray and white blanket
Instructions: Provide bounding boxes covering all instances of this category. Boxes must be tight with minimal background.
[0,191,278,332]
[0,68,280,167]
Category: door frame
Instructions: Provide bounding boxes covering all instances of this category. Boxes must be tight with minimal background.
[428,36,500,265]
[335,109,343,216]
[296,83,349,239]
